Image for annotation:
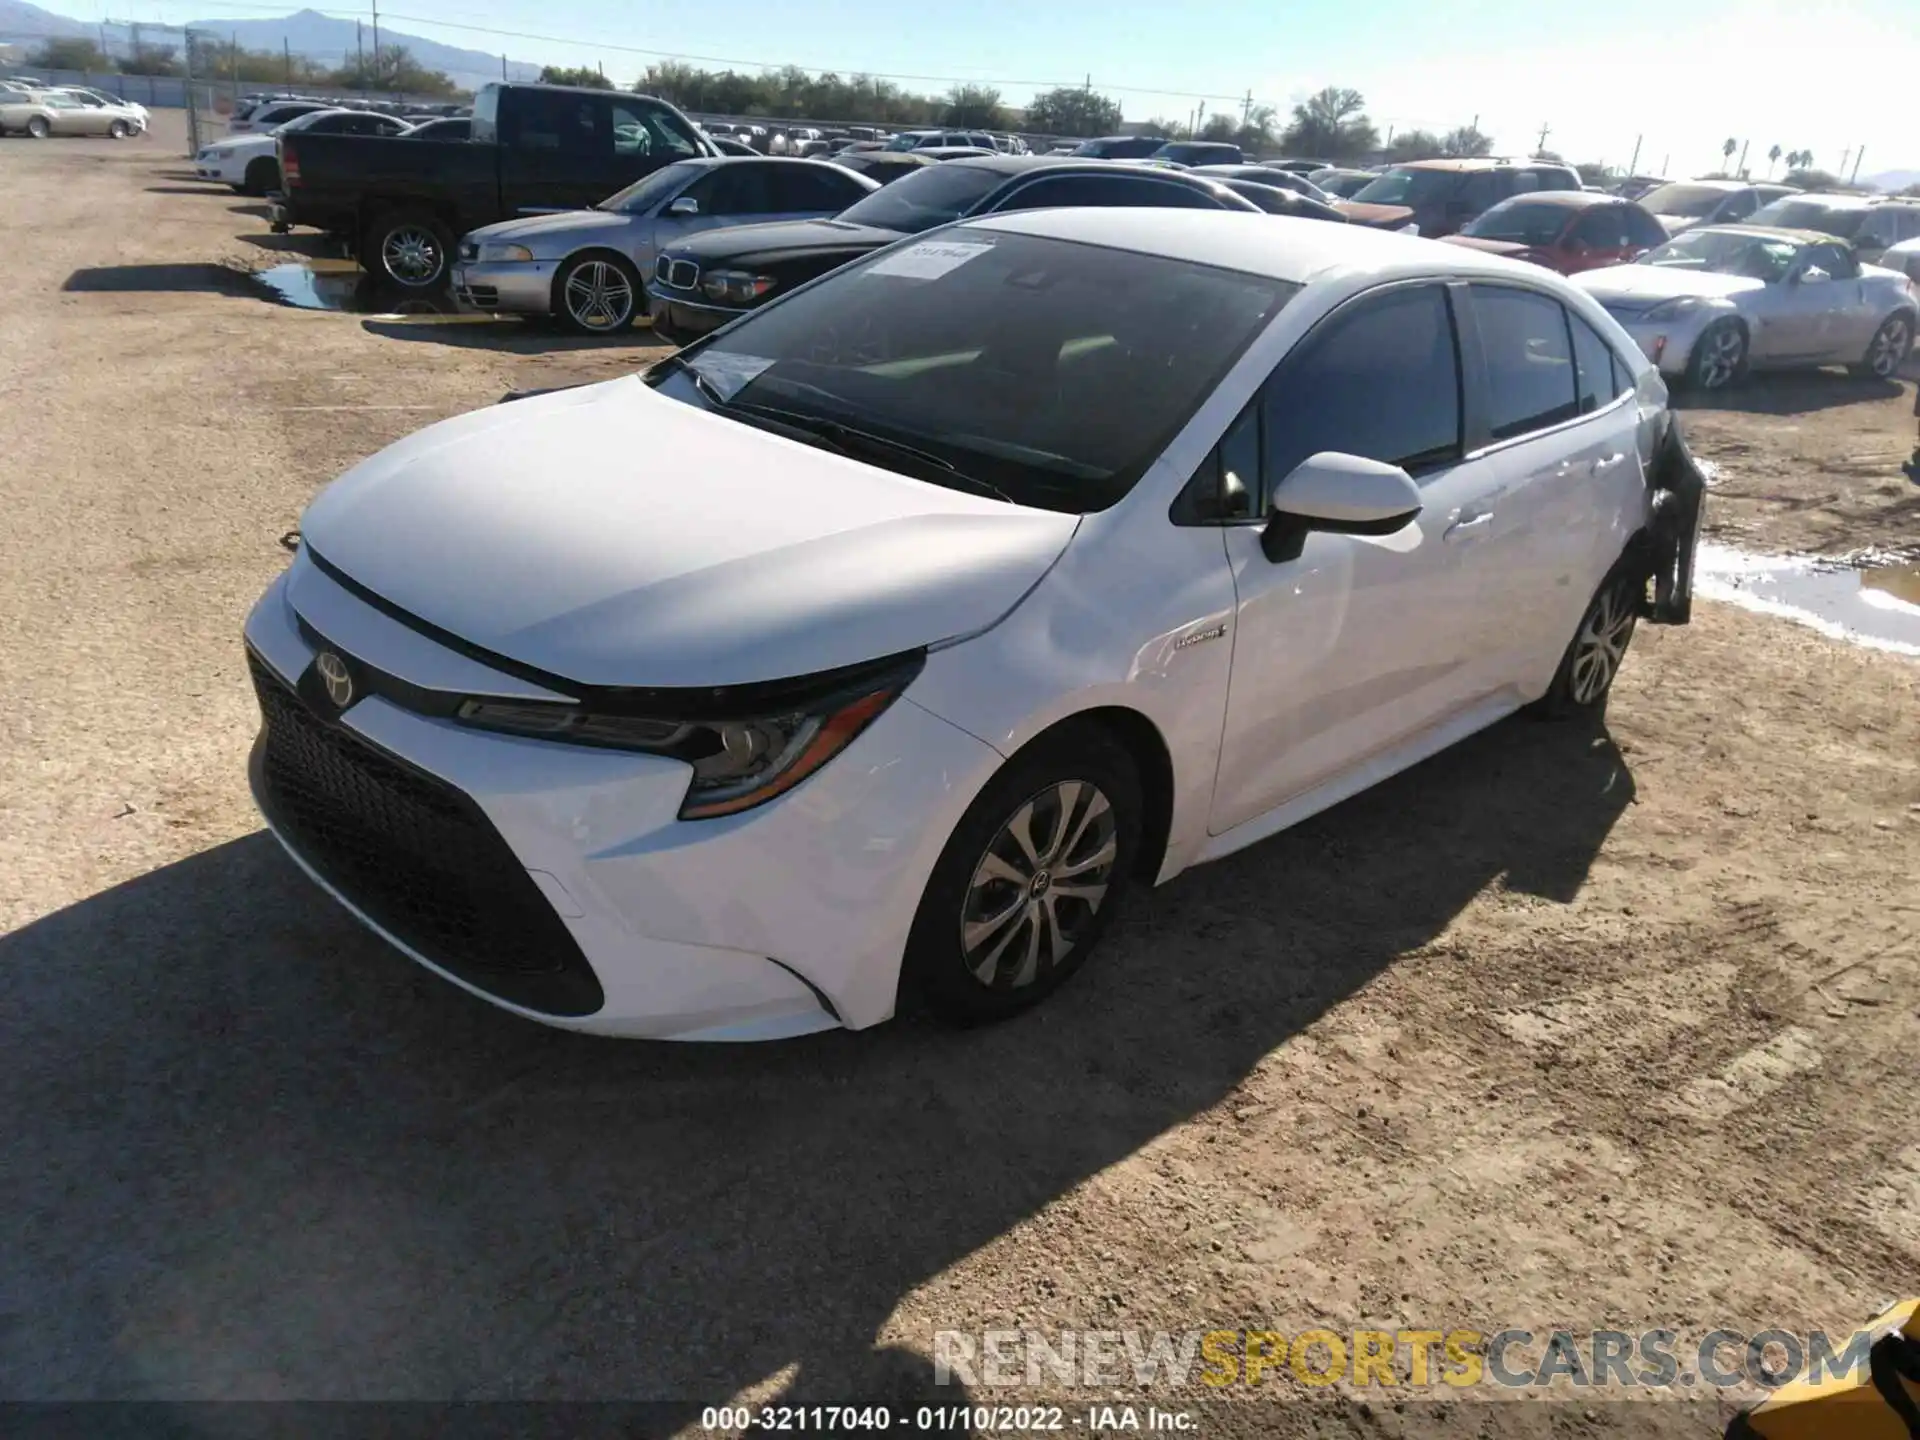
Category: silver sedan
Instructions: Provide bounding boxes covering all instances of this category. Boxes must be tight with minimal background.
[451,157,878,333]
[1576,224,1918,391]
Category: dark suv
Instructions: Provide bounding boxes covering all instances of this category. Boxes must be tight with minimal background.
[1342,158,1582,238]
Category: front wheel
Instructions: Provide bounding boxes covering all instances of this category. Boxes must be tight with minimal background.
[1685,318,1746,392]
[1531,564,1643,719]
[366,210,451,289]
[26,116,50,139]
[108,119,131,139]
[1850,312,1913,380]
[555,253,641,334]
[903,727,1141,1025]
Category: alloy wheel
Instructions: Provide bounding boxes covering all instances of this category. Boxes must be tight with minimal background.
[1695,325,1744,389]
[27,116,49,139]
[381,226,442,287]
[564,261,635,331]
[1869,316,1911,378]
[960,780,1118,990]
[1569,582,1637,705]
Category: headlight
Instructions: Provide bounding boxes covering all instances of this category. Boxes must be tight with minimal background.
[477,242,535,263]
[1641,297,1703,322]
[701,269,778,304]
[453,653,922,820]
[1396,222,1419,235]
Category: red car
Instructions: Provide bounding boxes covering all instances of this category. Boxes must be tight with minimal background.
[1440,191,1668,274]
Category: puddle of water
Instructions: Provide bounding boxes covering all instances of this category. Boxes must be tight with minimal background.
[1694,543,1920,657]
[249,261,495,321]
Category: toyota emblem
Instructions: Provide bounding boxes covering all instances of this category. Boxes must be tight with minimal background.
[315,651,354,710]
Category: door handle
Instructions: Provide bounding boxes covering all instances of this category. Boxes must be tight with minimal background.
[1443,512,1494,543]
[1592,452,1628,473]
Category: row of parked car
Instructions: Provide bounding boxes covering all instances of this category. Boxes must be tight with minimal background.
[0,77,149,137]
[185,79,1920,392]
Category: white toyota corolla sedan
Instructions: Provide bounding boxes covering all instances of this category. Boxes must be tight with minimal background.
[243,209,1703,1041]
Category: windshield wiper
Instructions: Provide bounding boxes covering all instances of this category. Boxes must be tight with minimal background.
[648,351,730,409]
[731,403,1015,503]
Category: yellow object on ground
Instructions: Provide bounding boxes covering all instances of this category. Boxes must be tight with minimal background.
[1731,1299,1920,1439]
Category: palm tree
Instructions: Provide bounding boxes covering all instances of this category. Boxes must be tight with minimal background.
[1767,144,1781,177]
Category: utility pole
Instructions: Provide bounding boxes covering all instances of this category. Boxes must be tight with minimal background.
[1736,139,1749,177]
[370,0,381,89]
[99,21,109,63]
[356,19,364,91]
[1850,145,1865,184]
[1240,88,1252,130]
[1660,153,1669,176]
[501,54,507,80]
[1840,147,1850,179]
[284,39,291,85]
[1627,134,1642,176]
[1535,121,1551,154]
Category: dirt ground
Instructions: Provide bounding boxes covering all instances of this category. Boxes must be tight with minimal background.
[3,115,1918,1435]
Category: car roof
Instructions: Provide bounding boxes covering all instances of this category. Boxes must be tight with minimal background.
[1770,192,1874,209]
[1690,223,1836,245]
[1397,157,1539,172]
[1487,190,1619,209]
[962,206,1556,285]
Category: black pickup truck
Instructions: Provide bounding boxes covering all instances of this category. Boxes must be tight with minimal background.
[273,82,716,288]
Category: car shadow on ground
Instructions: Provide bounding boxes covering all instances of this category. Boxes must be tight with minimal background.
[1677,369,1903,415]
[144,183,234,196]
[232,230,335,257]
[228,202,272,220]
[0,713,1633,1413]
[62,263,255,296]
[363,315,671,352]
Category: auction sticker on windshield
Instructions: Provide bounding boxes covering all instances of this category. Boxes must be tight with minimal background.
[687,353,775,401]
[867,239,995,280]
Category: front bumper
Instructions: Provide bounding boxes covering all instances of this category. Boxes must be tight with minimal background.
[242,553,1003,1039]
[451,259,559,315]
[1601,307,1717,377]
[644,287,751,340]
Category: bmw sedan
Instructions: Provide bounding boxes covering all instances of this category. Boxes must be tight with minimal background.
[244,210,1703,1041]
[451,157,878,333]
[1576,224,1917,391]
[645,155,1260,343]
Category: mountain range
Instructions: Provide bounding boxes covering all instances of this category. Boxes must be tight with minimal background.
[0,4,541,92]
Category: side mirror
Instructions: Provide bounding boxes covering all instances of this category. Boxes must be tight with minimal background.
[1261,452,1423,563]
[667,195,700,217]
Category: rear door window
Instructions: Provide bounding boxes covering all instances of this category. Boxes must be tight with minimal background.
[1568,309,1627,413]
[1623,206,1668,248]
[1470,285,1580,441]
[685,163,778,217]
[1572,207,1626,248]
[773,163,869,212]
[508,89,605,155]
[611,97,702,159]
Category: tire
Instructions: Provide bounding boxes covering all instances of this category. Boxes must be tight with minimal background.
[108,119,131,140]
[243,157,279,197]
[26,116,50,140]
[554,252,641,334]
[1684,318,1746,392]
[902,725,1142,1025]
[1531,560,1645,720]
[1849,312,1913,380]
[365,209,452,289]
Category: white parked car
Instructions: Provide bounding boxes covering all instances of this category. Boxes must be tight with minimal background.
[52,86,149,123]
[243,211,1703,1040]
[225,98,329,135]
[196,107,413,194]
[1577,224,1918,390]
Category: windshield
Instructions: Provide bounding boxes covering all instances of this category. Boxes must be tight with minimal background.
[1640,228,1799,281]
[833,162,1007,234]
[1638,183,1734,217]
[1349,166,1458,206]
[276,109,345,134]
[1463,200,1572,245]
[602,161,704,213]
[1749,198,1867,237]
[655,230,1294,513]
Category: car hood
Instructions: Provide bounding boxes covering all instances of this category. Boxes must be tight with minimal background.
[1575,266,1762,304]
[1334,200,1415,229]
[298,378,1078,689]
[1440,235,1532,258]
[220,133,277,153]
[661,217,905,268]
[464,210,632,246]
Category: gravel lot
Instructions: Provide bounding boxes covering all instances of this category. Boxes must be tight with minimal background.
[3,118,1918,1434]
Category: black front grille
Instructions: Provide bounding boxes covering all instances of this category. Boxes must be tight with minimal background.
[249,651,604,1017]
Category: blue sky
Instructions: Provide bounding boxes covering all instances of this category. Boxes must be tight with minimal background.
[125,0,1920,178]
